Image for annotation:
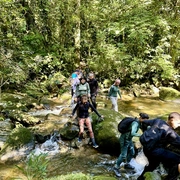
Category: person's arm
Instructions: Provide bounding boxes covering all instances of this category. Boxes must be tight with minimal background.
[131,121,141,137]
[95,80,99,95]
[166,128,180,148]
[108,86,113,97]
[75,85,79,98]
[86,83,91,97]
[72,103,79,116]
[118,89,121,99]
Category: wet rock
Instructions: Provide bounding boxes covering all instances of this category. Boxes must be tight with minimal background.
[159,87,180,101]
[91,109,124,155]
[59,122,79,140]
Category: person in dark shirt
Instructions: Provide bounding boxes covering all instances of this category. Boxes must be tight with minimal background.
[137,112,180,180]
[71,95,103,148]
[87,73,99,109]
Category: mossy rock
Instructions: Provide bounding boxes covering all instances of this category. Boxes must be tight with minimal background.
[6,127,34,149]
[46,173,116,180]
[159,87,180,101]
[59,122,79,140]
[144,172,161,180]
[91,109,124,155]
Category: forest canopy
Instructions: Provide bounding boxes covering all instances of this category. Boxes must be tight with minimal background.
[0,0,179,93]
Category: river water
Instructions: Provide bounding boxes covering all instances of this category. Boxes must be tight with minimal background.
[0,95,180,179]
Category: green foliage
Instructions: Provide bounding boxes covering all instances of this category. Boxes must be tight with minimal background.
[0,0,179,91]
[6,127,33,148]
[16,152,49,180]
[46,173,93,180]
[159,87,180,101]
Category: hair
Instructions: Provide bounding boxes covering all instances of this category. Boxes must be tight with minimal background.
[81,95,88,101]
[80,76,86,81]
[89,73,94,77]
[168,112,180,121]
[115,79,121,84]
[139,113,149,119]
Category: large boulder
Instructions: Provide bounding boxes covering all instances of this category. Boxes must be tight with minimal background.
[91,109,124,155]
[159,87,180,101]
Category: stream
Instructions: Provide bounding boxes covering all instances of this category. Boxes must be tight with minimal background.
[0,95,180,179]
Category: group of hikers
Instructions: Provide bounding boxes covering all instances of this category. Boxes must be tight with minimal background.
[69,68,180,180]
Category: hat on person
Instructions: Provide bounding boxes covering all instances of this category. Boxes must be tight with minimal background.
[139,113,149,119]
[71,73,77,79]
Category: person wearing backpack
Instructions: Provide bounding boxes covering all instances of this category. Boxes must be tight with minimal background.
[74,76,91,103]
[113,113,149,177]
[71,95,103,148]
[108,79,122,112]
[137,112,180,180]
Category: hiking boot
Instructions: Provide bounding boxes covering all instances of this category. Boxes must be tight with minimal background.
[77,137,82,143]
[124,163,135,170]
[92,144,99,148]
[113,167,121,177]
[91,138,99,148]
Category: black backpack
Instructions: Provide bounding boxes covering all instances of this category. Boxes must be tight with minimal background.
[118,117,137,133]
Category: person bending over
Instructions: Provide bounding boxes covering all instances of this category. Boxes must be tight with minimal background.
[137,112,180,180]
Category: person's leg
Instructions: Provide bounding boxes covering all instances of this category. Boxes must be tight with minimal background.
[78,118,85,141]
[113,134,129,177]
[85,117,94,138]
[115,134,130,168]
[110,97,118,112]
[85,117,98,148]
[124,140,135,169]
[127,140,135,163]
[155,148,180,180]
[90,95,97,109]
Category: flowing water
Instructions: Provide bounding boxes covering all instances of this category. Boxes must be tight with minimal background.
[0,95,180,179]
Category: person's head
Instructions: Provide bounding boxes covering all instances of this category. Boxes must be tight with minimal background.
[139,113,149,122]
[167,112,180,129]
[79,76,86,84]
[75,69,80,75]
[81,95,88,103]
[88,73,94,80]
[114,79,121,86]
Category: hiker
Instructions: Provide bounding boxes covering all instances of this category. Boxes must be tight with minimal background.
[74,76,90,103]
[137,112,180,180]
[70,70,80,106]
[108,79,122,112]
[71,95,103,148]
[87,73,99,109]
[113,113,149,177]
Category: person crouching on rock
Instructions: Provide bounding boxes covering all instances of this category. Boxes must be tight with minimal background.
[71,95,103,148]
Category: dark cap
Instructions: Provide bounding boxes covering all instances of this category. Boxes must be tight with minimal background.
[139,113,149,119]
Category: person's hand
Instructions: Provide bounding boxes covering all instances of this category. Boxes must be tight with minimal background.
[88,94,91,98]
[74,97,77,102]
[70,115,76,120]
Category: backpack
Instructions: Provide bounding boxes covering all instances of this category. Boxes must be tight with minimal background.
[118,117,137,133]
[140,126,161,151]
